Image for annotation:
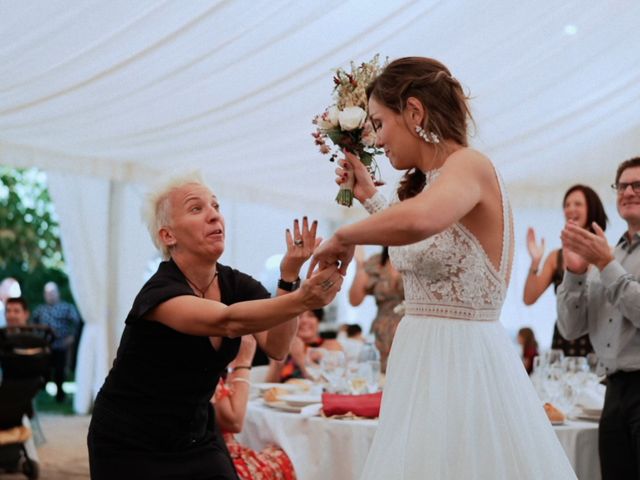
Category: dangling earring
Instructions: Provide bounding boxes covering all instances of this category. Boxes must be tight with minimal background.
[415,125,440,144]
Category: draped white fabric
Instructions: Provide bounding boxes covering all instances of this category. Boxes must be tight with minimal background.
[47,173,155,413]
[2,1,640,410]
[46,173,111,414]
[2,1,639,214]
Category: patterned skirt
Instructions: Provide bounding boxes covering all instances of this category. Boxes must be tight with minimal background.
[224,433,296,480]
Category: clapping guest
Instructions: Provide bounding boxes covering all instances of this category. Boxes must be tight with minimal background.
[558,157,640,479]
[524,184,607,356]
[213,335,296,480]
[87,172,342,480]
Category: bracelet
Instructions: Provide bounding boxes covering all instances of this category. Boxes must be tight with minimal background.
[232,365,252,372]
[278,277,300,292]
[230,378,251,386]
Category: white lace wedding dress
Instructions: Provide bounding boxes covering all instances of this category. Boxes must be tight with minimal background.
[359,169,577,479]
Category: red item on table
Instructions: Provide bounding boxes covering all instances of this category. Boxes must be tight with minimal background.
[321,391,382,418]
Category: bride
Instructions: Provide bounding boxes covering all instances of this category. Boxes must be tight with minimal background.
[310,57,577,479]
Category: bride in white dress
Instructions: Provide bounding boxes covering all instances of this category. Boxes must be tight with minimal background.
[311,57,577,479]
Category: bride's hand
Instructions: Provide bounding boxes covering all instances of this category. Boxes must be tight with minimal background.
[307,234,355,277]
[335,150,378,204]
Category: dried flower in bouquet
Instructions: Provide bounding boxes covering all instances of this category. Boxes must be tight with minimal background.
[312,55,386,207]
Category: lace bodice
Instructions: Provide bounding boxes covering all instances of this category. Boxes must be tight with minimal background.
[364,169,512,322]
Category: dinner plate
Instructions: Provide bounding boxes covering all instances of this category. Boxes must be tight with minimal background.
[263,400,302,413]
[576,415,600,422]
[576,412,601,422]
[279,394,322,407]
[581,407,603,417]
[253,382,304,393]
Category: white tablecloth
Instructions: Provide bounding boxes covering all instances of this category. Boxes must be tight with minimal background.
[237,400,600,480]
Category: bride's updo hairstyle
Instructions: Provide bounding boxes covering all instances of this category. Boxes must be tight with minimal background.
[366,57,473,200]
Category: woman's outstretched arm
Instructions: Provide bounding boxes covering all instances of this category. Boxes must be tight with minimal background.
[150,266,342,338]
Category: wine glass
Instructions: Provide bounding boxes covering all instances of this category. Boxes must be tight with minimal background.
[348,362,372,394]
[545,349,565,366]
[357,342,380,363]
[585,353,599,374]
[367,360,381,393]
[562,356,588,374]
[320,350,346,392]
[305,347,326,382]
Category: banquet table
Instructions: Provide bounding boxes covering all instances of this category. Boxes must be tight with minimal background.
[237,400,600,480]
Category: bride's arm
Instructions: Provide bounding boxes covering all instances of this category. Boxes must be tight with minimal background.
[309,149,493,275]
[335,150,491,246]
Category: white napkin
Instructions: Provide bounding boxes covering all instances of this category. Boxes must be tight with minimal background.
[299,403,323,417]
[577,384,605,410]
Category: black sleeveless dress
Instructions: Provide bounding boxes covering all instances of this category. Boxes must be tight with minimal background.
[551,250,594,356]
[87,259,269,479]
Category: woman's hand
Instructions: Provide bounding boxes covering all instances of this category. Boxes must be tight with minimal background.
[280,217,321,281]
[526,227,545,266]
[299,265,344,309]
[230,335,257,368]
[308,232,355,276]
[336,151,378,204]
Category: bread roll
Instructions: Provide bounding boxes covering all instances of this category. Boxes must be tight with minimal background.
[543,403,565,423]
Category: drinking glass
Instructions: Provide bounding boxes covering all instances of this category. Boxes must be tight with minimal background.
[544,349,565,366]
[321,350,346,392]
[367,360,381,393]
[305,347,326,382]
[562,356,588,374]
[348,362,372,394]
[585,353,599,374]
[357,342,380,363]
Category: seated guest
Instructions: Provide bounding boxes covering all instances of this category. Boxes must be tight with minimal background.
[517,327,539,375]
[213,335,296,480]
[266,308,342,383]
[346,324,364,341]
[338,324,365,363]
[5,297,30,327]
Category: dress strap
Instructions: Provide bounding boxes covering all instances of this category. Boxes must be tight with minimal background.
[492,166,512,282]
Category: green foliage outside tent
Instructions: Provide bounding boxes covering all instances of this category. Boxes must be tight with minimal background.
[0,166,75,310]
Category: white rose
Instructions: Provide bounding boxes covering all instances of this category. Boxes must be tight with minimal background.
[338,106,366,131]
[327,106,340,127]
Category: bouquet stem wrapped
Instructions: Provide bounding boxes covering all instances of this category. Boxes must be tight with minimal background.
[312,55,386,207]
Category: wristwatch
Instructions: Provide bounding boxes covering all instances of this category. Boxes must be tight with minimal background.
[278,277,301,292]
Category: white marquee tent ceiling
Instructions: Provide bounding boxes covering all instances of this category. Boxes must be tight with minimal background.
[2,0,640,220]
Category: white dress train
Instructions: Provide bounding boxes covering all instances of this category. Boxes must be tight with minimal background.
[359,168,577,480]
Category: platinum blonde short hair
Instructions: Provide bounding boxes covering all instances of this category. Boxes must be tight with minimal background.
[142,170,207,260]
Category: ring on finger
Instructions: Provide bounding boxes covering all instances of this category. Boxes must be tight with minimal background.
[294,239,303,247]
[321,280,333,290]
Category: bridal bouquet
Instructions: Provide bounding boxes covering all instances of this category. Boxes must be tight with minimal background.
[312,55,386,207]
